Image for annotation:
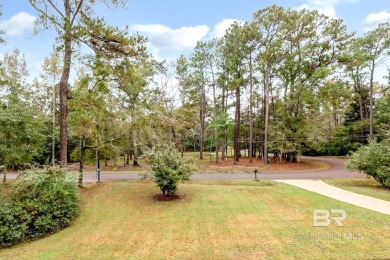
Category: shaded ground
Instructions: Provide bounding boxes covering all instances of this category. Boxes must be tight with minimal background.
[66,155,328,173]
[205,157,329,172]
[4,157,365,183]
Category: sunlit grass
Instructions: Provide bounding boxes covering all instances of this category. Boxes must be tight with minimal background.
[1,180,389,259]
[324,178,390,202]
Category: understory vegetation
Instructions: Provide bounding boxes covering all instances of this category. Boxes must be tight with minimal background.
[0,4,389,176]
[0,167,79,248]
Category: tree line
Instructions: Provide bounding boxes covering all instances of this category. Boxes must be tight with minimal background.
[1,3,389,176]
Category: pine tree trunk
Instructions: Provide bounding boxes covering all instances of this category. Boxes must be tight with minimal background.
[199,84,206,160]
[369,62,375,140]
[52,78,56,166]
[59,3,72,167]
[221,86,226,161]
[234,85,241,164]
[263,64,270,165]
[248,52,254,163]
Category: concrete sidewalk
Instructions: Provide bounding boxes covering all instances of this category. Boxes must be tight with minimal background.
[275,179,390,216]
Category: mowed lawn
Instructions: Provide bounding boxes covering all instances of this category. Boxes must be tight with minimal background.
[324,178,390,202]
[1,181,390,259]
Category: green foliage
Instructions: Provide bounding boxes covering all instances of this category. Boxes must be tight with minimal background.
[144,144,195,196]
[0,167,79,247]
[0,198,31,248]
[0,102,46,170]
[346,141,390,188]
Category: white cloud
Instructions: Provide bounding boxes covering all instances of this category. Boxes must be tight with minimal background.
[295,3,336,18]
[208,19,243,39]
[130,19,245,61]
[130,24,209,50]
[0,12,36,36]
[295,0,358,18]
[362,10,390,31]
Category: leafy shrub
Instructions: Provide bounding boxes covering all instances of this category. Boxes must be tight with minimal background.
[346,141,390,188]
[0,167,79,247]
[0,199,30,247]
[144,144,195,196]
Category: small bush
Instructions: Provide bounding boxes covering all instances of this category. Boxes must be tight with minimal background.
[0,167,79,247]
[144,144,195,196]
[346,141,390,188]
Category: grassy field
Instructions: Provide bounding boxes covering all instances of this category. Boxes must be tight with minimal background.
[1,180,389,259]
[324,178,390,202]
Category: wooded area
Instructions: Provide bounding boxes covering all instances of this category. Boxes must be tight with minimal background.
[1,3,389,174]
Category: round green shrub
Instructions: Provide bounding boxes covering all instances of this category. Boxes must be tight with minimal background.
[346,141,390,188]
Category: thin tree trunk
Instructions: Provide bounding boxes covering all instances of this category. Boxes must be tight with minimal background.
[249,52,254,163]
[221,86,226,161]
[199,84,206,160]
[78,136,86,188]
[369,62,375,140]
[234,85,241,164]
[133,129,139,166]
[353,69,365,122]
[52,80,56,166]
[263,64,270,165]
[208,60,219,164]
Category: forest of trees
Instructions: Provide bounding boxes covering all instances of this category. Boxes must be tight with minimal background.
[1,4,389,172]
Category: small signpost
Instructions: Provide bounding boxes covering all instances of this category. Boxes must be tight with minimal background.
[96,149,100,183]
[254,169,258,181]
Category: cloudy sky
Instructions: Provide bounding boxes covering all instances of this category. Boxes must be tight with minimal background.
[0,0,389,78]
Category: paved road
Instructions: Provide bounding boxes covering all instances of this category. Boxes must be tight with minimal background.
[4,157,364,184]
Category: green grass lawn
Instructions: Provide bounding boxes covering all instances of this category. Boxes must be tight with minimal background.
[324,178,390,202]
[1,180,389,259]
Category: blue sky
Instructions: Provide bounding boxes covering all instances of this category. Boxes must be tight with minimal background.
[0,0,389,79]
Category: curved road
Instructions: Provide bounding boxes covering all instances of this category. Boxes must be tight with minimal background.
[5,157,365,184]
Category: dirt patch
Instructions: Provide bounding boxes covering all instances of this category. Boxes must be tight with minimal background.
[67,162,150,172]
[153,193,185,201]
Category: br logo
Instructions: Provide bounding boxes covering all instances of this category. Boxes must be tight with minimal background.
[313,209,346,227]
